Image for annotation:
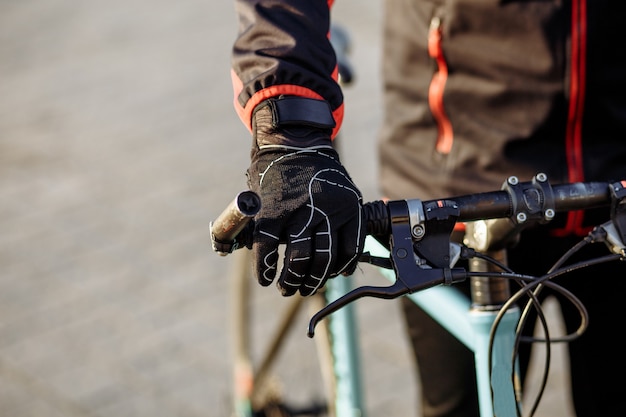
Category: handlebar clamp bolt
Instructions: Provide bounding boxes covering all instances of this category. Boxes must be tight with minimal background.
[516,212,527,223]
[508,176,519,186]
[536,173,548,182]
[412,225,425,239]
[544,209,555,221]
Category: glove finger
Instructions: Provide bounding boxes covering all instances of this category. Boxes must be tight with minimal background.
[333,212,366,276]
[302,225,333,295]
[252,222,281,287]
[276,229,316,296]
[281,220,334,296]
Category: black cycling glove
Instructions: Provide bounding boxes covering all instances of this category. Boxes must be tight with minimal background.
[247,96,365,296]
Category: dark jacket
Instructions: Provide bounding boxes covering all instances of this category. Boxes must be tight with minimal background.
[231,0,626,234]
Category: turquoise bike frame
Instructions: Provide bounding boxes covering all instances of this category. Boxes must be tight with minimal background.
[325,236,522,417]
[325,276,366,417]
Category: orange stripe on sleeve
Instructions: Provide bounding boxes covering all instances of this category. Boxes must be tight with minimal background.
[231,74,344,138]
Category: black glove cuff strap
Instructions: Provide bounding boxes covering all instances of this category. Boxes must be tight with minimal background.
[262,96,336,130]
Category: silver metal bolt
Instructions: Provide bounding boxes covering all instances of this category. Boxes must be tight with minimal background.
[544,209,555,220]
[516,212,527,223]
[508,176,519,185]
[536,173,547,182]
[412,225,425,239]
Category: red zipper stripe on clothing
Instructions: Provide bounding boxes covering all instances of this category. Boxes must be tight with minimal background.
[553,0,590,237]
[428,17,454,154]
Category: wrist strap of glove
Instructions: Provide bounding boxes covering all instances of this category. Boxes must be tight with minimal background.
[256,96,336,130]
[252,97,336,150]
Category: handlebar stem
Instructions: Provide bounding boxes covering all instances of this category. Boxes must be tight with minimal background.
[502,173,555,225]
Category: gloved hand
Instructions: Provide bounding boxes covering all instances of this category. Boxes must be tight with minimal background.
[247,96,366,296]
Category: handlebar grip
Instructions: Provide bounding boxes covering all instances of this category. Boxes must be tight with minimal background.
[210,190,261,255]
[210,197,389,256]
[363,200,391,236]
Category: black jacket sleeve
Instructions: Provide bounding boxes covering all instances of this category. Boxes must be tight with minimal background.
[231,0,343,135]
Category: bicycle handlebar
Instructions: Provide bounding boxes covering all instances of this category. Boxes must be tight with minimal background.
[210,174,626,335]
[212,176,623,248]
[363,176,617,236]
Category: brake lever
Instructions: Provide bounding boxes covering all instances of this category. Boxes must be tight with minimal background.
[307,199,467,337]
[307,266,465,337]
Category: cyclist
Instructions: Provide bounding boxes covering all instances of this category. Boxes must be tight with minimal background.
[229,1,626,416]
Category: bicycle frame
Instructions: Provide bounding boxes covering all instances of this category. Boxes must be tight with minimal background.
[326,235,520,417]
[325,224,521,417]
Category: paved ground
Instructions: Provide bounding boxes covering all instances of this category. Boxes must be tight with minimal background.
[0,1,572,416]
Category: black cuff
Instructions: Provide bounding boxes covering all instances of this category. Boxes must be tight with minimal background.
[257,96,336,130]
